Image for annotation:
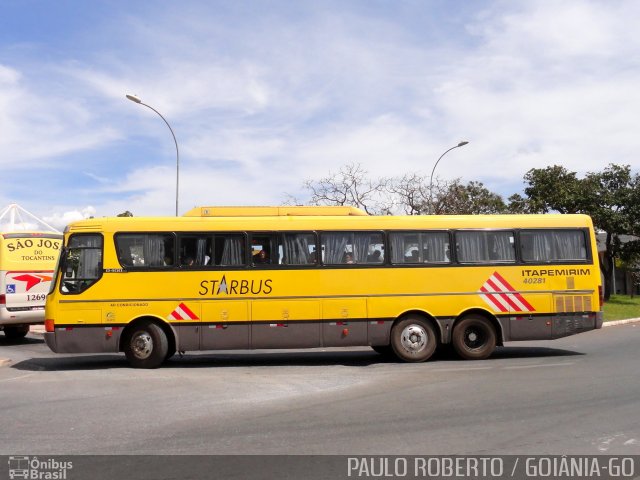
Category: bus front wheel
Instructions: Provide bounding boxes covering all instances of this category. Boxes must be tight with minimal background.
[451,315,496,360]
[123,321,169,369]
[390,316,437,362]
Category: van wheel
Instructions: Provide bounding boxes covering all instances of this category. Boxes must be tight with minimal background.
[4,326,29,340]
[390,316,437,362]
[124,322,168,369]
[451,315,496,360]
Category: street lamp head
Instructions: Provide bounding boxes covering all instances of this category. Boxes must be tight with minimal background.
[457,141,469,147]
[126,94,142,104]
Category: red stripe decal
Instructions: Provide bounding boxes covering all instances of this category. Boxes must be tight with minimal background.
[486,278,521,311]
[480,286,508,312]
[179,302,198,320]
[513,292,535,311]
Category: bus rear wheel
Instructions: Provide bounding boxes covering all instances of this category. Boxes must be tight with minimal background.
[123,321,168,369]
[390,316,437,362]
[3,325,29,340]
[451,315,496,360]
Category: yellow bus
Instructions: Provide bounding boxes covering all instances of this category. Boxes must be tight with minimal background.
[44,206,603,368]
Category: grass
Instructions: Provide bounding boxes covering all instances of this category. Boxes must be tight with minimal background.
[603,295,640,321]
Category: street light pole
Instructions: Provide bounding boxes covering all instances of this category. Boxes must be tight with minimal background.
[126,94,180,216]
[428,141,469,214]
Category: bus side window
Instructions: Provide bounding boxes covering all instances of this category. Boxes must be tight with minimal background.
[115,234,175,268]
[179,235,212,267]
[250,234,278,266]
[278,232,317,265]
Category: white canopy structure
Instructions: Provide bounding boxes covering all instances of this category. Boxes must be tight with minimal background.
[0,204,61,234]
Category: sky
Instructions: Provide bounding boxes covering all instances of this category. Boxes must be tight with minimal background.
[1,0,639,230]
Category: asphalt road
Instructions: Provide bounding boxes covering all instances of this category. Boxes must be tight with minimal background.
[1,323,639,456]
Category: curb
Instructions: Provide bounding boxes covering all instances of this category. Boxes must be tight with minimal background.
[603,317,640,327]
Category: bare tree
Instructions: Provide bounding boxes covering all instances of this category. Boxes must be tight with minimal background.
[293,163,507,216]
[385,173,428,215]
[302,163,389,215]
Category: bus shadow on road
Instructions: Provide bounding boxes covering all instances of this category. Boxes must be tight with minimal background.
[11,345,584,371]
[0,336,45,346]
[491,345,585,359]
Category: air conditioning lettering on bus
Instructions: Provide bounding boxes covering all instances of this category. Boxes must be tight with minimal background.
[522,268,591,277]
[198,275,273,296]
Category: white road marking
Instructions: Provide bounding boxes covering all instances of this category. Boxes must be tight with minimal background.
[502,362,574,370]
[0,373,36,383]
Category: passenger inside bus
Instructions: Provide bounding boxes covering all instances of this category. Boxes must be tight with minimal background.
[253,249,270,264]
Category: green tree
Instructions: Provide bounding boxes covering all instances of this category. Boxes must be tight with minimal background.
[117,211,134,217]
[518,164,640,300]
[433,180,507,215]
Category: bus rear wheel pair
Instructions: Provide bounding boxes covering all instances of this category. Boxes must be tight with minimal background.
[384,314,496,362]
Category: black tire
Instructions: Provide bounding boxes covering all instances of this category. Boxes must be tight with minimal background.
[3,325,29,340]
[451,315,496,360]
[123,321,169,369]
[390,316,437,362]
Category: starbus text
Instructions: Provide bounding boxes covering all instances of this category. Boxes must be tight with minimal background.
[199,278,273,296]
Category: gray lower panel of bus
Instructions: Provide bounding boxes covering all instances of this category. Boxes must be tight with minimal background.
[45,312,601,355]
[498,312,602,342]
[45,319,394,354]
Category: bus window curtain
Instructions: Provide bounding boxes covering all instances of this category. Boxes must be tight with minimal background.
[221,236,243,265]
[491,232,515,261]
[554,231,586,260]
[390,234,406,263]
[323,233,350,264]
[531,231,552,261]
[196,238,207,265]
[457,232,487,262]
[354,233,372,263]
[423,233,448,262]
[282,234,311,264]
[78,235,102,278]
[143,235,166,267]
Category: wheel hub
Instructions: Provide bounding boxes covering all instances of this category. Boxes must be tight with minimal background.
[464,328,483,349]
[131,332,153,360]
[400,325,427,353]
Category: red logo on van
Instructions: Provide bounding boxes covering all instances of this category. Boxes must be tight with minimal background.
[12,274,52,291]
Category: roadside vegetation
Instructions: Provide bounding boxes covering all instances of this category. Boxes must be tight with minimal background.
[604,295,640,321]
